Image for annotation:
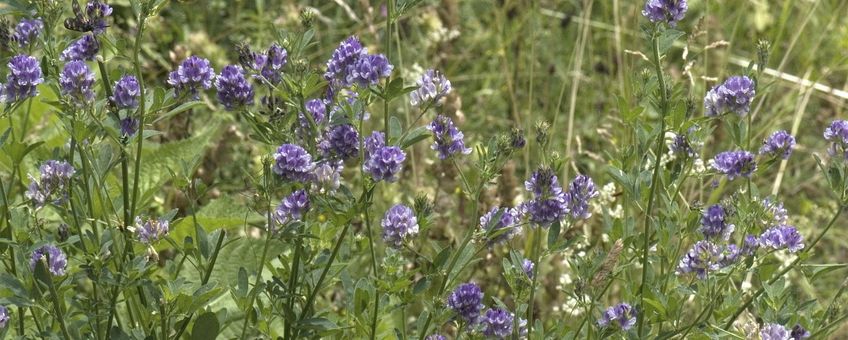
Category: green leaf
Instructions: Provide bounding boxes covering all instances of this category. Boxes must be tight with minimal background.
[171,196,262,244]
[0,273,29,299]
[154,101,206,123]
[191,312,220,340]
[657,29,685,54]
[400,126,431,149]
[548,221,561,249]
[298,317,339,331]
[389,116,402,141]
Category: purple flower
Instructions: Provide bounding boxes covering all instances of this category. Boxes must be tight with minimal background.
[711,150,756,180]
[0,305,8,328]
[410,69,451,107]
[760,323,791,340]
[762,197,789,225]
[642,0,688,26]
[381,204,419,248]
[84,0,113,34]
[304,99,327,124]
[273,189,310,230]
[60,60,96,106]
[427,115,471,160]
[742,234,759,256]
[310,161,342,193]
[321,124,360,160]
[120,117,139,137]
[719,244,742,267]
[215,65,254,110]
[424,335,445,340]
[676,240,723,278]
[1,54,43,103]
[13,18,43,47]
[565,174,599,220]
[700,204,735,240]
[25,160,75,208]
[479,207,520,246]
[30,244,67,276]
[704,76,756,116]
[760,130,796,159]
[522,259,535,279]
[365,131,386,155]
[255,43,288,84]
[482,308,514,338]
[364,145,406,182]
[447,282,484,324]
[523,168,568,226]
[346,54,392,87]
[168,56,215,98]
[325,36,366,84]
[790,324,810,340]
[759,225,804,253]
[135,216,170,244]
[597,303,637,330]
[60,34,99,61]
[112,75,140,110]
[824,120,848,159]
[669,126,700,158]
[273,144,315,182]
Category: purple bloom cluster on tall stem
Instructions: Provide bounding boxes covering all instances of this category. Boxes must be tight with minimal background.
[447,282,484,324]
[135,216,170,244]
[759,225,804,253]
[310,161,342,193]
[597,303,637,330]
[481,308,514,338]
[324,36,392,87]
[245,43,287,84]
[676,240,723,278]
[82,0,113,34]
[824,120,848,159]
[363,132,406,182]
[423,335,445,340]
[25,160,75,208]
[523,168,568,226]
[112,75,140,110]
[479,207,519,246]
[711,150,756,180]
[700,204,735,241]
[60,34,99,61]
[120,117,139,137]
[273,144,315,182]
[215,65,254,110]
[759,130,796,159]
[642,0,688,26]
[320,124,359,160]
[13,18,43,47]
[381,204,419,248]
[273,189,310,230]
[564,174,599,220]
[168,56,215,98]
[59,60,96,106]
[1,54,43,103]
[0,305,8,328]
[427,115,471,160]
[30,244,68,276]
[410,69,451,107]
[704,76,756,116]
[522,259,535,279]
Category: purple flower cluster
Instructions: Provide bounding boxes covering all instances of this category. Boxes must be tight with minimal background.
[120,117,139,137]
[481,308,514,338]
[324,36,392,87]
[296,99,328,141]
[363,132,406,182]
[13,18,43,47]
[168,56,215,98]
[424,336,445,340]
[273,144,315,182]
[427,115,471,160]
[759,225,804,253]
[742,234,760,256]
[310,161,342,193]
[410,69,451,107]
[791,324,811,339]
[30,244,68,276]
[305,99,327,124]
[60,34,99,61]
[215,65,254,110]
[273,189,310,229]
[381,204,419,248]
[759,130,795,159]
[60,60,96,106]
[523,168,568,226]
[25,160,75,208]
[676,240,724,278]
[565,174,599,220]
[320,124,359,160]
[642,0,688,26]
[762,197,789,225]
[711,150,756,180]
[447,282,484,324]
[760,323,809,340]
[700,204,735,241]
[135,216,170,244]
[0,54,43,103]
[0,305,8,328]
[112,75,140,110]
[824,120,848,159]
[704,76,756,116]
[478,207,520,246]
[81,0,113,34]
[522,259,535,279]
[246,43,287,84]
[597,303,637,330]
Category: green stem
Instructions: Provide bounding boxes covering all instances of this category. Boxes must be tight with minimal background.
[526,227,543,335]
[172,230,226,339]
[383,0,394,135]
[239,164,275,338]
[129,11,148,226]
[638,29,670,337]
[365,204,380,340]
[37,265,71,339]
[296,220,352,326]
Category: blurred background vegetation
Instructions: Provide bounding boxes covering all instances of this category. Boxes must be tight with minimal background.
[3,0,848,336]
